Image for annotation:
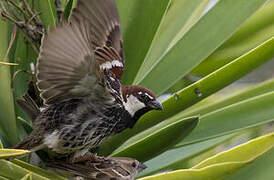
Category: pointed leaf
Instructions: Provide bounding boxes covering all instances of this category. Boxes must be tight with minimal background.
[0,160,49,180]
[0,176,9,180]
[225,149,274,180]
[0,62,18,66]
[138,134,234,177]
[63,0,74,20]
[136,0,268,95]
[116,0,171,84]
[0,19,18,145]
[177,92,274,147]
[138,163,244,180]
[138,133,274,180]
[192,1,274,76]
[180,78,274,118]
[20,173,32,180]
[110,117,199,162]
[0,149,29,159]
[99,37,274,155]
[36,0,56,27]
[193,133,274,169]
[12,159,67,180]
[134,0,210,83]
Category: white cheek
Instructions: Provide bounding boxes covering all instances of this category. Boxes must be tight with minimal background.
[123,95,145,116]
[100,60,123,70]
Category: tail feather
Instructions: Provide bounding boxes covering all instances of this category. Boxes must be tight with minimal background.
[12,134,43,151]
[16,94,41,122]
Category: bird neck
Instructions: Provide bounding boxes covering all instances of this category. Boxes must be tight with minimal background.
[128,107,151,128]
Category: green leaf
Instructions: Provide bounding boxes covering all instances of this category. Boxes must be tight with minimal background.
[17,117,33,134]
[177,91,274,147]
[0,160,49,180]
[134,0,210,83]
[0,149,29,159]
[0,19,18,145]
[36,0,56,27]
[0,140,3,149]
[142,37,274,132]
[0,176,9,180]
[11,34,35,141]
[116,0,171,84]
[225,149,274,180]
[12,159,67,180]
[138,134,234,177]
[100,37,274,155]
[136,0,268,95]
[0,62,18,66]
[20,173,32,180]
[192,1,274,76]
[193,133,274,169]
[139,163,244,180]
[110,117,199,162]
[63,0,74,20]
[180,78,274,118]
[138,133,274,180]
[139,118,273,177]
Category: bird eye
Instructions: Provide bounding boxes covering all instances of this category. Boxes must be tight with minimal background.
[140,93,146,98]
[132,162,137,168]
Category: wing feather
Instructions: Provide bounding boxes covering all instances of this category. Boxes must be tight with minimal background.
[70,0,125,79]
[37,20,110,105]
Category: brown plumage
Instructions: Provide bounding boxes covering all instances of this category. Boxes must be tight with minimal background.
[13,0,163,159]
[47,155,146,180]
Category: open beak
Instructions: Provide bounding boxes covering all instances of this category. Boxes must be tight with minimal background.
[137,162,147,172]
[148,100,163,110]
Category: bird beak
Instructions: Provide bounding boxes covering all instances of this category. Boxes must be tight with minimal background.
[148,100,163,110]
[137,162,147,172]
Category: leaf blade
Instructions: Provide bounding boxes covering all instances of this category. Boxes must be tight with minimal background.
[110,117,199,162]
[136,0,269,95]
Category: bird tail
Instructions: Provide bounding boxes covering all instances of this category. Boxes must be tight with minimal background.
[16,93,41,122]
[12,134,42,151]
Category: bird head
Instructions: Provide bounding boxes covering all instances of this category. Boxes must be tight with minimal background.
[122,85,163,123]
[108,157,147,175]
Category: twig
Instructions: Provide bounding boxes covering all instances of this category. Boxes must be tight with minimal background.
[4,26,17,61]
[31,0,34,11]
[5,0,21,21]
[22,0,41,24]
[1,10,39,53]
[0,1,42,53]
[6,0,28,21]
[11,69,33,89]
[0,10,23,28]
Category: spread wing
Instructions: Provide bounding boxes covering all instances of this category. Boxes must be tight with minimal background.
[70,0,125,79]
[37,18,111,105]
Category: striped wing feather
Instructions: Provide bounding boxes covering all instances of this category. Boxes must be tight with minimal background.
[70,0,125,79]
[37,19,109,105]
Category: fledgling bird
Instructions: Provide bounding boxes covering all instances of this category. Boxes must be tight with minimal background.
[47,155,147,180]
[13,0,163,160]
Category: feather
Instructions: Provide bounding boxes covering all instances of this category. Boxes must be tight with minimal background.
[37,20,110,105]
[70,0,125,79]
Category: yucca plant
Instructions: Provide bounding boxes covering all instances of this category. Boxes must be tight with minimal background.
[0,0,274,179]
